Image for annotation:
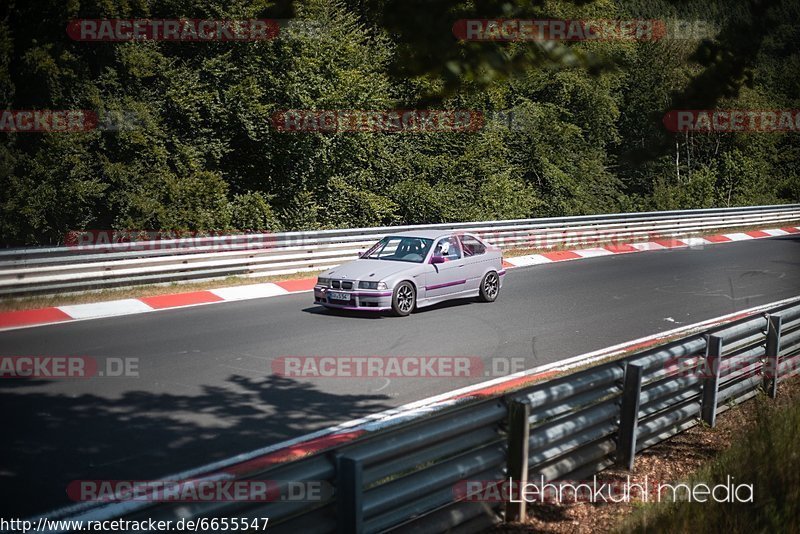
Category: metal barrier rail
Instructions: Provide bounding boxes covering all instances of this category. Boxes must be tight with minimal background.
[42,297,800,533]
[1,204,799,297]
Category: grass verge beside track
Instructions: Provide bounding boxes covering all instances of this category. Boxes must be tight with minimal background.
[489,375,800,533]
[618,380,800,533]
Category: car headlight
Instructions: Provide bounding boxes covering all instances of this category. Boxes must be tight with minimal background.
[359,281,388,290]
[317,277,330,287]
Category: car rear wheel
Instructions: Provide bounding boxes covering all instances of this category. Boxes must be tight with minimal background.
[392,281,416,316]
[478,271,500,302]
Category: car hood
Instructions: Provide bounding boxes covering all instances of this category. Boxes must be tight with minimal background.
[322,259,420,281]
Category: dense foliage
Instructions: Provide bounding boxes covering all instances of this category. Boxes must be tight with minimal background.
[1,0,798,245]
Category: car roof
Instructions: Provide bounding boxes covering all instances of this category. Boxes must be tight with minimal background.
[387,229,463,240]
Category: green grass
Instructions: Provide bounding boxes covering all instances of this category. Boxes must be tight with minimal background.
[618,392,800,533]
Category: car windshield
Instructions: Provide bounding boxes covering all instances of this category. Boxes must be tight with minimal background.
[361,236,434,263]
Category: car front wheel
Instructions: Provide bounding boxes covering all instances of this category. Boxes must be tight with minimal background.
[478,271,500,302]
[392,281,416,316]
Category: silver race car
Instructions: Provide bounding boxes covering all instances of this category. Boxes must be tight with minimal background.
[313,231,505,316]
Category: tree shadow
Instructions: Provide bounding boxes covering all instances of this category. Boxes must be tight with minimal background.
[0,374,392,517]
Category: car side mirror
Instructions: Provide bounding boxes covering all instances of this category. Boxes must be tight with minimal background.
[430,256,445,264]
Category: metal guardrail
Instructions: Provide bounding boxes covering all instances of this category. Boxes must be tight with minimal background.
[1,204,799,297]
[43,297,800,533]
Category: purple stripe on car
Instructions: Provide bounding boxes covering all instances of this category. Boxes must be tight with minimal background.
[322,304,392,312]
[425,279,467,291]
[498,269,506,276]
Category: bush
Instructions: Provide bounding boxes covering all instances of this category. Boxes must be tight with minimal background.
[159,171,232,231]
[230,192,282,233]
[319,175,397,228]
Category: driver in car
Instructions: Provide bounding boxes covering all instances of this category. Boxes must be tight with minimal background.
[434,240,457,261]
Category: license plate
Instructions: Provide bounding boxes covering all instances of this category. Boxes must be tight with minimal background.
[328,291,350,301]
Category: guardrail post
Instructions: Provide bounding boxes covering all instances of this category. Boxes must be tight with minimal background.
[336,455,363,534]
[701,335,723,427]
[617,363,643,471]
[763,313,783,399]
[505,399,531,523]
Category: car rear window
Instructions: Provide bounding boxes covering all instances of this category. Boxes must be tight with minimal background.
[459,234,486,256]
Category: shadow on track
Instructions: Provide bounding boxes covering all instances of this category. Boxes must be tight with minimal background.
[0,374,392,517]
[303,296,485,318]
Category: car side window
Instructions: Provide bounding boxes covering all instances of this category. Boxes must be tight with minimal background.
[433,236,461,260]
[459,234,486,256]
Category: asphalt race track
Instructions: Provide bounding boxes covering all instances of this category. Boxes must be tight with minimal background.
[1,235,799,516]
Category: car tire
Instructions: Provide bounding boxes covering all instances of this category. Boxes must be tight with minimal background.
[478,271,500,302]
[392,281,416,317]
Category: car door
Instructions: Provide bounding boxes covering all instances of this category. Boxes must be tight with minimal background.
[457,233,488,290]
[424,236,467,298]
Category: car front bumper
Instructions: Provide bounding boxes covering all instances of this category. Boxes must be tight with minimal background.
[314,286,394,311]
